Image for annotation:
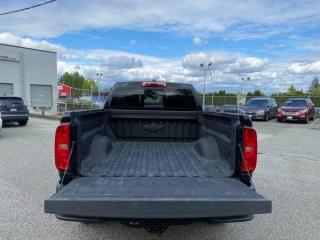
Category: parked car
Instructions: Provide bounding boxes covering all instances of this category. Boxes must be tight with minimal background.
[0,96,29,126]
[203,105,219,112]
[45,81,271,236]
[241,98,278,120]
[0,112,2,132]
[277,98,315,123]
[315,107,320,118]
[219,104,246,114]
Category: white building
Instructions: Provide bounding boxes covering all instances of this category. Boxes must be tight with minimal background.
[0,43,57,113]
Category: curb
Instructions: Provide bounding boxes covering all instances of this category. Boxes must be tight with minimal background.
[30,113,61,121]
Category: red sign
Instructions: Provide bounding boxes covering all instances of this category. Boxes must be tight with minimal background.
[58,83,72,98]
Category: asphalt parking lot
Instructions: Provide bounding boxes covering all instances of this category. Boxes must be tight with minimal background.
[0,118,319,240]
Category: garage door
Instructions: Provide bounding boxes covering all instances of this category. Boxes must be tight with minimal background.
[0,83,14,96]
[30,84,53,108]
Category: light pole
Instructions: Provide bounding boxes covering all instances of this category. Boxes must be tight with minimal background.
[208,63,214,106]
[96,72,103,103]
[200,63,206,109]
[241,77,251,95]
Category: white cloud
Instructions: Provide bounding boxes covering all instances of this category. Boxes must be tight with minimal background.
[0,32,66,52]
[182,52,267,74]
[1,33,316,92]
[102,56,143,69]
[183,52,235,70]
[0,1,320,38]
[288,61,320,74]
[264,43,286,50]
[226,57,268,74]
[192,36,202,46]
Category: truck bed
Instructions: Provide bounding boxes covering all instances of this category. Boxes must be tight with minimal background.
[80,140,229,177]
[45,104,271,222]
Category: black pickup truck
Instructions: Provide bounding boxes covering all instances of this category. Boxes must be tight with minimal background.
[45,81,271,235]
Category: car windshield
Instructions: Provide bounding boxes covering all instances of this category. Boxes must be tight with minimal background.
[0,98,24,106]
[110,86,198,110]
[283,100,307,107]
[245,99,268,107]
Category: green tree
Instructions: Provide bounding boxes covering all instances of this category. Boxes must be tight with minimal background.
[309,77,320,95]
[217,90,226,96]
[82,79,99,93]
[253,90,264,96]
[287,85,304,96]
[287,85,298,95]
[59,72,99,97]
[59,72,85,90]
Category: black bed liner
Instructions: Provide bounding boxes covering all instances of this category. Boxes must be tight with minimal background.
[45,177,271,219]
[80,141,230,177]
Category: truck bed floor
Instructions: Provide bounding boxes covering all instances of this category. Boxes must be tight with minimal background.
[80,141,228,177]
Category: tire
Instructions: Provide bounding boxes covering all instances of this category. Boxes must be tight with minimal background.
[277,118,282,122]
[311,112,315,121]
[264,112,270,121]
[18,120,28,126]
[304,115,309,124]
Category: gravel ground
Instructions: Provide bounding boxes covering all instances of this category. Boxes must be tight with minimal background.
[0,117,319,240]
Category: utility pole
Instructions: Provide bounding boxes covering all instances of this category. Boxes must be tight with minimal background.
[208,62,214,106]
[200,63,206,109]
[96,72,103,104]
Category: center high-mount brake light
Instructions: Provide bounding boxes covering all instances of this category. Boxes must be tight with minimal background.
[242,127,257,173]
[141,81,167,87]
[55,123,70,171]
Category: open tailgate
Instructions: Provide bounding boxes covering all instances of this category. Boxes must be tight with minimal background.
[45,177,271,218]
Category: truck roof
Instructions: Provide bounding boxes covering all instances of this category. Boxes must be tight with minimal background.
[112,81,194,88]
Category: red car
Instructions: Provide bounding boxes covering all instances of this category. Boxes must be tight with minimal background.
[277,98,315,123]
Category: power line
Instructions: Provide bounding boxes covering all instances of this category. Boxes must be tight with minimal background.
[0,0,57,16]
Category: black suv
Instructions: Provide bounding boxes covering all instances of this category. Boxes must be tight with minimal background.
[0,97,29,126]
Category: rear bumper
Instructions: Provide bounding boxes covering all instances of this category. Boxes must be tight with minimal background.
[251,114,265,120]
[55,213,254,224]
[277,114,306,121]
[246,113,265,120]
[1,113,29,122]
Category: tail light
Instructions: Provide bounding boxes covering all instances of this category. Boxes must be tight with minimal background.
[55,123,70,171]
[141,81,167,87]
[242,127,257,173]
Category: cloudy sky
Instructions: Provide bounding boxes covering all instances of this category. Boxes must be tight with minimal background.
[0,0,320,92]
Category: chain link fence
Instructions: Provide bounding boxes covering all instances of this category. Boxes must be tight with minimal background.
[28,94,320,117]
[199,95,320,107]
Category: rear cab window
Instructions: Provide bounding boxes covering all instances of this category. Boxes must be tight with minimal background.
[108,82,200,110]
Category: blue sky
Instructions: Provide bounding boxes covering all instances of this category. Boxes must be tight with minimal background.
[0,0,320,92]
